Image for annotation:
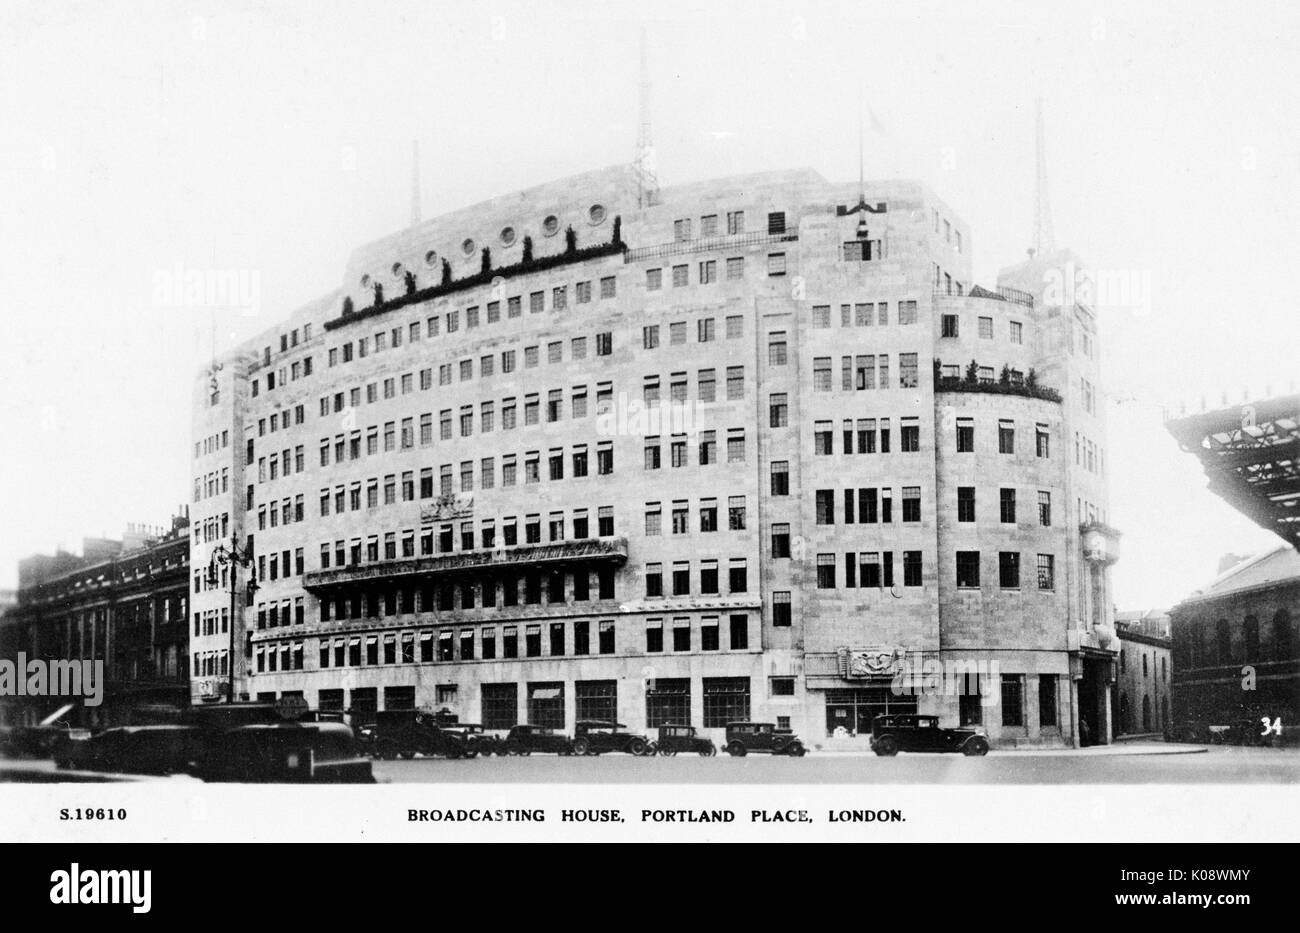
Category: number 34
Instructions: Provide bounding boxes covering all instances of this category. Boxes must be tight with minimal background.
[1260,716,1283,736]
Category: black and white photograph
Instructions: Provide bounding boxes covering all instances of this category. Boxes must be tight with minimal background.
[0,0,1295,890]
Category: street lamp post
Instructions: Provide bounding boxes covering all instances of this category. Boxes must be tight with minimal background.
[207,535,257,704]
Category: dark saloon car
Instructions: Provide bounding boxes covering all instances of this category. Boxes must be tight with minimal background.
[572,721,652,756]
[440,723,501,757]
[655,724,717,757]
[370,710,468,760]
[54,725,202,775]
[869,714,989,756]
[723,722,807,757]
[196,721,375,783]
[501,724,574,756]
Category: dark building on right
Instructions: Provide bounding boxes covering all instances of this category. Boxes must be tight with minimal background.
[1165,395,1300,736]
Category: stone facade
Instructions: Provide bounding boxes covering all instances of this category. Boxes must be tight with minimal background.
[191,165,1117,746]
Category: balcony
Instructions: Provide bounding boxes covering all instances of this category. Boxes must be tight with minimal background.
[622,230,798,263]
[302,537,629,591]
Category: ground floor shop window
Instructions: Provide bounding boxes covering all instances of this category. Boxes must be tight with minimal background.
[349,687,377,722]
[575,680,617,722]
[824,686,917,737]
[481,683,517,730]
[703,677,750,727]
[646,678,690,726]
[384,686,415,710]
[528,681,565,728]
[318,688,344,711]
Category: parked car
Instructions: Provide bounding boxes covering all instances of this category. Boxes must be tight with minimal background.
[723,722,807,757]
[196,721,375,783]
[572,720,652,756]
[54,725,203,775]
[655,724,717,757]
[869,714,989,756]
[440,723,502,757]
[1,703,90,759]
[370,709,468,759]
[501,724,574,755]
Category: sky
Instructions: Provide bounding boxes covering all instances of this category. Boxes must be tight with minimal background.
[0,0,1296,608]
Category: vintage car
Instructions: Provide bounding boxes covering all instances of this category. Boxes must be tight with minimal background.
[196,721,375,783]
[723,722,807,757]
[572,720,652,756]
[440,723,502,757]
[1,703,91,759]
[54,725,203,775]
[869,714,990,756]
[655,724,717,757]
[501,724,574,756]
[370,709,468,759]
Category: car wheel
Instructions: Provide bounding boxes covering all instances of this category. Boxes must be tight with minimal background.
[962,736,990,757]
[874,736,899,757]
[573,737,590,756]
[788,742,807,757]
[629,738,649,756]
[726,742,747,757]
[660,746,677,757]
[701,743,716,757]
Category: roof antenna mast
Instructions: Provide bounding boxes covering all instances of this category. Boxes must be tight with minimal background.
[1032,97,1055,257]
[410,139,422,227]
[635,26,659,208]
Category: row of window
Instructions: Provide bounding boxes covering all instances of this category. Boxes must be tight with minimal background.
[314,508,617,569]
[265,324,314,365]
[810,417,919,453]
[325,283,619,372]
[939,313,1024,344]
[955,419,1051,457]
[811,353,920,391]
[954,551,1056,590]
[641,315,744,347]
[192,467,229,503]
[194,430,230,459]
[254,404,307,439]
[932,209,964,254]
[1075,432,1105,475]
[813,488,918,524]
[191,513,230,545]
[956,487,1053,526]
[672,209,764,241]
[251,355,315,398]
[642,557,751,596]
[641,497,749,536]
[808,301,920,329]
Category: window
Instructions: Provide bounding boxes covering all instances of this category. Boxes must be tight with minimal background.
[703,678,750,728]
[812,305,831,328]
[768,332,787,366]
[1010,320,1023,344]
[998,421,1015,455]
[816,489,835,525]
[771,523,791,559]
[726,210,745,234]
[1039,674,1058,727]
[956,418,974,452]
[1001,675,1024,727]
[767,253,786,276]
[699,260,717,285]
[1036,554,1055,590]
[1038,491,1051,526]
[726,430,745,463]
[999,552,1021,588]
[672,264,689,287]
[646,267,662,290]
[1000,488,1017,524]
[672,618,691,652]
[728,560,747,593]
[956,551,980,588]
[903,551,922,587]
[813,357,832,392]
[769,393,788,428]
[771,461,789,496]
[899,353,918,388]
[817,553,836,589]
[729,614,748,650]
[898,300,917,324]
[957,486,976,523]
[726,365,744,400]
[646,678,690,727]
[978,316,994,339]
[726,257,745,281]
[941,314,959,338]
[902,487,921,522]
[772,592,792,627]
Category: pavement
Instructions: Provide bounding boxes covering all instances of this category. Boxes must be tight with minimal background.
[811,740,1207,757]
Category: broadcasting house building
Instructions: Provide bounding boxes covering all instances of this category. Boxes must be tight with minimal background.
[190,163,1119,747]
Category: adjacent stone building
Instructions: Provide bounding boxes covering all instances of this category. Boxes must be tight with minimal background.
[1113,609,1172,735]
[193,164,1118,746]
[2,514,191,727]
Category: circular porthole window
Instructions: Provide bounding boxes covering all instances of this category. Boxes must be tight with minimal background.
[462,238,476,256]
[424,250,438,266]
[391,262,404,278]
[588,204,607,226]
[500,226,516,247]
[542,215,560,237]
[360,274,371,288]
